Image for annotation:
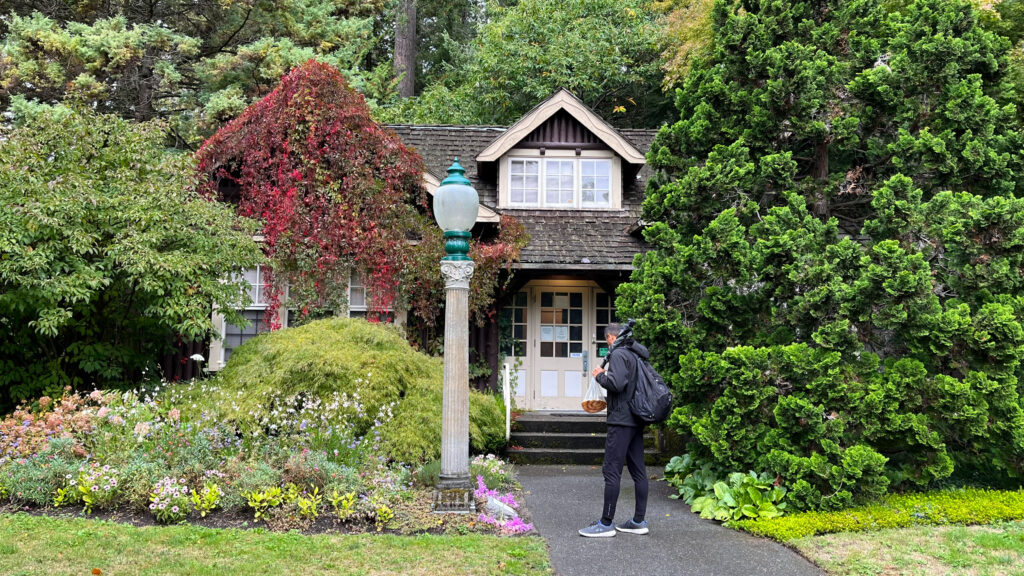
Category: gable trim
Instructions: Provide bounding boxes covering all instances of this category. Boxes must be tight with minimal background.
[475,90,646,164]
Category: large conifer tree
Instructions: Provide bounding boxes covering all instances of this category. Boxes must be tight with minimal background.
[621,0,1024,509]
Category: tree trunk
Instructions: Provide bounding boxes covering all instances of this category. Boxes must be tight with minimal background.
[394,0,417,98]
[135,52,155,122]
[812,139,829,218]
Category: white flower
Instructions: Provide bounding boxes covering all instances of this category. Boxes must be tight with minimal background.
[190,353,206,363]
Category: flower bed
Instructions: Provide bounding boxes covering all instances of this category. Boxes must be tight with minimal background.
[0,385,530,536]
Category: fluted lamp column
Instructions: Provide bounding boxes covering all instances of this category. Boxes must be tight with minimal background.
[432,158,478,513]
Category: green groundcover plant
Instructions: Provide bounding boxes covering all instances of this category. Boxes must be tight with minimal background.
[665,454,787,521]
[732,489,1024,541]
[619,0,1024,510]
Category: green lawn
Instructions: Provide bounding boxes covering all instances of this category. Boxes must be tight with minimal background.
[0,513,551,576]
[791,521,1024,576]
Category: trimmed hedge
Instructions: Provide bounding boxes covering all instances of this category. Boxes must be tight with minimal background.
[732,489,1024,541]
[194,317,505,462]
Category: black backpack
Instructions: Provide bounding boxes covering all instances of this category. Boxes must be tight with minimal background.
[628,354,673,424]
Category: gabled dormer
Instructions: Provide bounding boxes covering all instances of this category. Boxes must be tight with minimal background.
[475,89,646,211]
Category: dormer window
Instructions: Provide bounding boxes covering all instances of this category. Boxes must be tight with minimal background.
[581,160,611,207]
[509,159,540,205]
[504,154,615,209]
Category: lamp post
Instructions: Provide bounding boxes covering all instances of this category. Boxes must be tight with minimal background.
[432,158,479,513]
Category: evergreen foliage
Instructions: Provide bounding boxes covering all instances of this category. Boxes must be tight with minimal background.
[0,0,391,143]
[619,0,1024,510]
[0,102,263,410]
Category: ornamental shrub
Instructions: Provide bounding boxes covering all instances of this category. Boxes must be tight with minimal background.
[619,0,1024,508]
[196,317,504,463]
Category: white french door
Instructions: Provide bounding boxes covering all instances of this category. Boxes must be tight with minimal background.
[503,282,618,411]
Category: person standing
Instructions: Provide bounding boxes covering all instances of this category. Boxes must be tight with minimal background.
[578,322,650,537]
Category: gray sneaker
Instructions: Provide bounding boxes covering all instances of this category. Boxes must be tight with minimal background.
[616,519,649,535]
[578,520,617,538]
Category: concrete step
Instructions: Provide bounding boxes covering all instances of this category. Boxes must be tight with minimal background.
[507,447,662,466]
[512,414,607,434]
[509,431,659,450]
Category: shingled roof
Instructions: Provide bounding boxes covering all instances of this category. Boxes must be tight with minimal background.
[387,125,507,207]
[387,122,660,270]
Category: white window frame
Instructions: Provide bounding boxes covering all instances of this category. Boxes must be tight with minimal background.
[348,273,368,315]
[220,265,272,366]
[543,159,577,207]
[501,151,619,210]
[580,159,612,208]
[508,159,541,206]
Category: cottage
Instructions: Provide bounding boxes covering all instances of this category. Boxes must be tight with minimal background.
[208,89,657,412]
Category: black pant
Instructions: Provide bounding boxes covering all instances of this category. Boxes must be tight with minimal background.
[601,424,648,524]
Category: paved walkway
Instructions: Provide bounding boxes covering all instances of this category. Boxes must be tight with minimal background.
[518,465,823,576]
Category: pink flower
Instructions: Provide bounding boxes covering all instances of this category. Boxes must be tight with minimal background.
[96,407,109,418]
[168,409,180,421]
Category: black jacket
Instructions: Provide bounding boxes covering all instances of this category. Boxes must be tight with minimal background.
[595,338,649,427]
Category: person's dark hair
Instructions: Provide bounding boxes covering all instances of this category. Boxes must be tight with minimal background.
[605,322,625,339]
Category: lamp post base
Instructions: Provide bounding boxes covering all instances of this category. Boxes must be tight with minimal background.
[432,475,476,513]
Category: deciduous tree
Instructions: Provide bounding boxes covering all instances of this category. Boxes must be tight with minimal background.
[0,100,263,410]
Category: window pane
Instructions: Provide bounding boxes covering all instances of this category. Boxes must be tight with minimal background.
[541,292,553,307]
[570,309,582,325]
[581,160,611,207]
[350,287,366,308]
[515,292,527,306]
[596,292,609,307]
[544,160,574,205]
[570,293,582,307]
[556,343,568,357]
[541,342,553,357]
[510,161,539,205]
[570,342,582,354]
